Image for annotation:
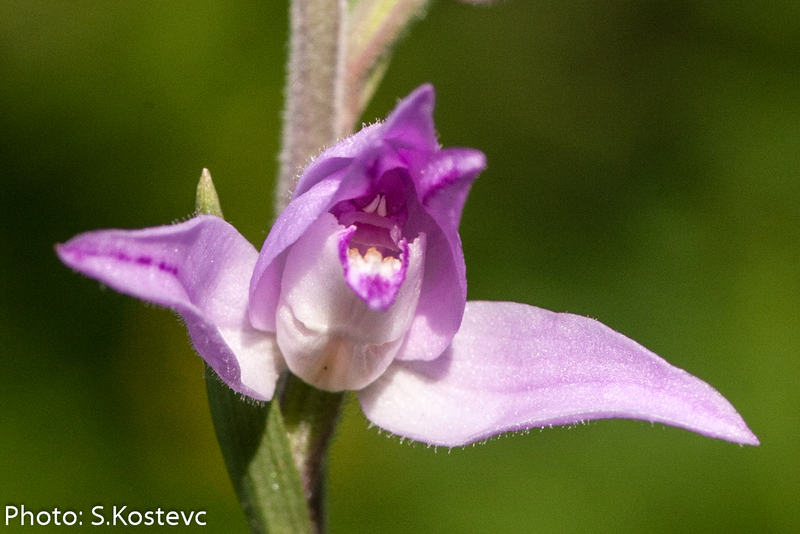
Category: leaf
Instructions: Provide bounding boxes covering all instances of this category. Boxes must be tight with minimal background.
[205,366,314,534]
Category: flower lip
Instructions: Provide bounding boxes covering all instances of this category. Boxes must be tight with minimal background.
[337,221,410,311]
[341,213,402,257]
[333,186,412,310]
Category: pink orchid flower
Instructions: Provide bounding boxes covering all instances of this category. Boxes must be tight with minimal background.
[57,85,758,447]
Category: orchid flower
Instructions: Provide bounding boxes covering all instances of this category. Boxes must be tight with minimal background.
[56,85,758,448]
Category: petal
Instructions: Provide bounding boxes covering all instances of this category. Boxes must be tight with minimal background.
[250,176,343,331]
[57,215,282,400]
[392,149,485,361]
[381,84,438,153]
[291,156,353,202]
[276,213,424,391]
[293,123,383,198]
[416,147,486,229]
[306,84,438,204]
[359,301,759,447]
[340,231,409,312]
[292,81,438,200]
[394,201,465,361]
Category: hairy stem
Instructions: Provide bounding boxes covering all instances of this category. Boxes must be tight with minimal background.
[277,0,347,213]
[278,374,345,532]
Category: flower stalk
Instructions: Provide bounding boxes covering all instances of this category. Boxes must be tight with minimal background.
[205,366,343,534]
[194,171,313,533]
[277,375,345,531]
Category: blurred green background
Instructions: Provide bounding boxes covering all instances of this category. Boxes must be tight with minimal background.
[1,0,796,532]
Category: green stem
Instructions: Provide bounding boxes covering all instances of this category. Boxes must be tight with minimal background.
[198,169,345,533]
[278,375,346,531]
[205,366,314,534]
[205,368,345,534]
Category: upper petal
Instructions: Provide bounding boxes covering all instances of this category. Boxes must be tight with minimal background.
[380,84,438,153]
[293,141,368,199]
[359,301,759,447]
[57,215,282,400]
[293,84,438,200]
[295,84,440,201]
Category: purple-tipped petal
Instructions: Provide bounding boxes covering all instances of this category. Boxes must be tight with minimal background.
[293,124,383,198]
[360,301,759,447]
[415,148,486,229]
[57,215,283,400]
[339,229,410,312]
[392,147,485,362]
[292,83,437,201]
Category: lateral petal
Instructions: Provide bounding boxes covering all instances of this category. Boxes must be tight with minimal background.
[56,215,282,400]
[359,301,759,447]
[394,203,465,361]
[415,147,486,229]
[249,176,343,331]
